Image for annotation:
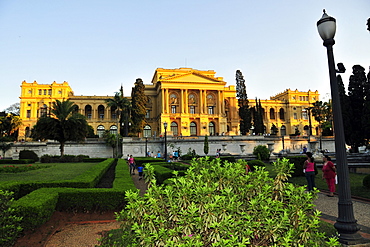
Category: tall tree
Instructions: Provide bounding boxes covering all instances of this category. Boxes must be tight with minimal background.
[253,98,264,135]
[345,65,368,152]
[236,70,251,135]
[362,69,370,142]
[131,78,148,136]
[203,135,209,155]
[105,86,131,136]
[32,100,89,156]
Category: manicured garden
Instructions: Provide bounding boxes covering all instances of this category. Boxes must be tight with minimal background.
[0,158,137,247]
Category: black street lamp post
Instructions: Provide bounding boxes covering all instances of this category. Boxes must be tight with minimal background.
[145,136,148,157]
[317,10,364,244]
[164,122,168,162]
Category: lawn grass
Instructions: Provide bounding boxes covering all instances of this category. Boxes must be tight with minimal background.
[265,162,370,199]
[0,162,97,182]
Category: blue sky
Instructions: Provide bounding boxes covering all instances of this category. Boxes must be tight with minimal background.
[0,0,369,111]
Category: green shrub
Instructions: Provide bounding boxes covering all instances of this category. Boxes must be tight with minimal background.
[19,150,39,162]
[0,190,23,247]
[83,158,107,163]
[40,154,89,163]
[0,164,50,173]
[118,158,339,246]
[253,145,270,161]
[363,174,370,188]
[247,159,266,171]
[0,159,35,164]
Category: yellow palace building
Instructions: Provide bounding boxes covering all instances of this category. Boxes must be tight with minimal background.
[18,68,320,140]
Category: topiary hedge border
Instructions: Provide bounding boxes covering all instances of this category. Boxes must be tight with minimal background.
[6,158,137,231]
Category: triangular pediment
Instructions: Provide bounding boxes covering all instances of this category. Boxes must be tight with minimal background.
[161,72,223,84]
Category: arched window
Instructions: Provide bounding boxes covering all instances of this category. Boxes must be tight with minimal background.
[188,93,197,114]
[97,125,105,138]
[279,108,285,120]
[73,105,79,114]
[281,125,286,136]
[209,122,215,136]
[110,125,118,135]
[190,122,197,136]
[170,122,178,136]
[111,106,117,120]
[98,105,105,120]
[25,127,31,137]
[170,93,178,113]
[40,104,48,117]
[143,125,152,137]
[85,105,92,119]
[304,125,310,135]
[269,108,275,119]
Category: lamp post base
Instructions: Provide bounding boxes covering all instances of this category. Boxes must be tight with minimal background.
[334,221,369,245]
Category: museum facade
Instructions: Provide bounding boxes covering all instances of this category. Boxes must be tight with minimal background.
[18,68,320,140]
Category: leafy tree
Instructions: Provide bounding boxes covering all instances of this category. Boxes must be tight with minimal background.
[105,86,132,137]
[4,103,20,116]
[103,130,120,158]
[131,78,148,136]
[32,100,89,156]
[311,100,333,136]
[117,158,338,246]
[86,125,96,138]
[0,142,13,157]
[367,18,370,32]
[236,70,252,135]
[337,74,352,139]
[203,135,209,155]
[0,113,22,140]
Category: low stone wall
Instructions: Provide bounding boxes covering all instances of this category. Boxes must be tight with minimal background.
[4,136,335,160]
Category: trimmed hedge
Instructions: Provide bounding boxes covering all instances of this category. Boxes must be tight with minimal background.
[364,174,370,189]
[8,158,137,231]
[40,154,89,163]
[19,150,39,162]
[247,159,266,171]
[83,158,107,163]
[0,159,35,164]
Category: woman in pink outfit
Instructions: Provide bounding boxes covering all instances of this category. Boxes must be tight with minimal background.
[303,152,316,191]
[322,155,336,197]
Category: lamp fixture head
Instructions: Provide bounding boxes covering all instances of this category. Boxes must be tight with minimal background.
[317,9,336,41]
[164,122,168,128]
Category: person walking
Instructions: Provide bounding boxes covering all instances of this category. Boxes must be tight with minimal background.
[303,152,316,191]
[137,164,144,180]
[322,155,336,197]
[128,155,135,175]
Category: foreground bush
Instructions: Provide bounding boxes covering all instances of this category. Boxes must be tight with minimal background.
[0,190,23,247]
[117,158,339,246]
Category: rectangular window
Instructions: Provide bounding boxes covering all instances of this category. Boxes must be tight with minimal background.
[145,110,150,118]
[208,106,214,115]
[190,106,195,114]
[302,111,308,120]
[171,105,176,113]
[294,113,297,119]
[28,90,32,94]
[43,89,47,95]
[27,110,31,118]
[39,90,42,95]
[48,89,52,95]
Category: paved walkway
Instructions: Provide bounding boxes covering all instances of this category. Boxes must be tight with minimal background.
[314,191,370,241]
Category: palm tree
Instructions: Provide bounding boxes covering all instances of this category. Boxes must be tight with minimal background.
[32,100,89,156]
[105,86,132,136]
